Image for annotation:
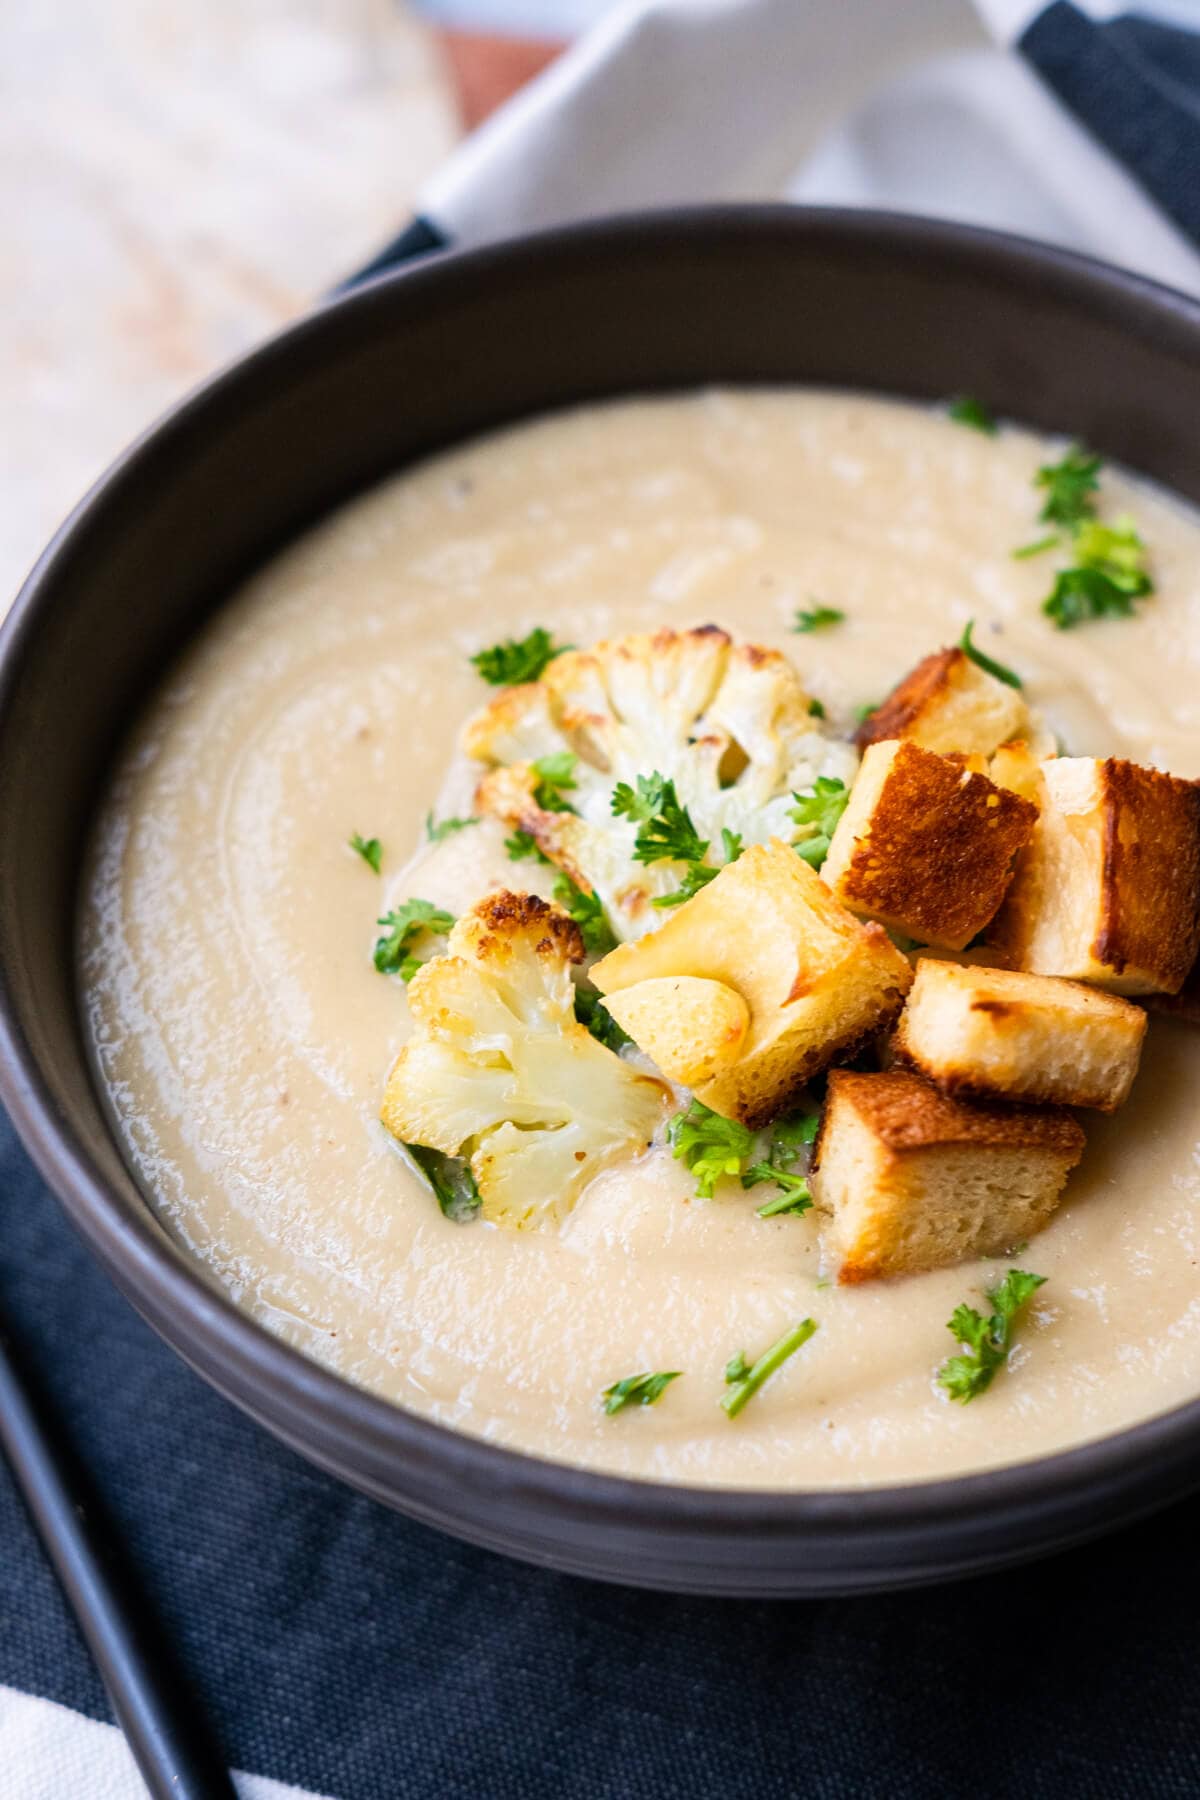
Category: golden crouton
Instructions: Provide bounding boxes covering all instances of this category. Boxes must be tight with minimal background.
[991,757,1200,995]
[1145,952,1200,1025]
[810,1069,1085,1283]
[856,646,1030,756]
[895,958,1147,1112]
[590,841,913,1127]
[600,976,749,1089]
[821,740,1039,952]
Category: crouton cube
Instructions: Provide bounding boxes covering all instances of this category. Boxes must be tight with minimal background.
[601,976,750,1089]
[991,757,1200,995]
[589,841,913,1127]
[1145,952,1200,1025]
[810,1069,1085,1283]
[821,739,1039,952]
[856,646,1031,756]
[895,958,1147,1112]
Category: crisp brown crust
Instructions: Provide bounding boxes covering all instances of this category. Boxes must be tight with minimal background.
[814,1068,1086,1160]
[1145,951,1200,1023]
[837,741,1038,946]
[854,648,962,748]
[1094,758,1200,993]
[470,890,586,965]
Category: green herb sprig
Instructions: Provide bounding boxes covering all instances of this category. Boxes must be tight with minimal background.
[947,395,997,435]
[373,898,455,979]
[406,1142,481,1223]
[551,870,617,957]
[504,829,552,864]
[936,1269,1046,1403]
[959,620,1022,690]
[601,1370,682,1416]
[470,627,569,686]
[668,1100,754,1200]
[789,777,849,869]
[721,1319,818,1418]
[793,605,845,634]
[574,985,631,1052]
[349,833,383,873]
[426,812,479,843]
[532,751,579,813]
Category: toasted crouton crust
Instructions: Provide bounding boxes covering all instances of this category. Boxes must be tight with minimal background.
[811,1068,1084,1283]
[895,958,1147,1111]
[856,646,1029,756]
[992,757,1200,995]
[1145,951,1200,1024]
[822,740,1038,951]
[590,841,912,1126]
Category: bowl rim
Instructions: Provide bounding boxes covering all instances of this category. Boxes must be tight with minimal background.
[5,201,1200,1575]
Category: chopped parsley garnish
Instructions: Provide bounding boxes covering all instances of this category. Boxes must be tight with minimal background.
[808,698,827,720]
[573,985,631,1052]
[504,829,551,864]
[612,772,740,907]
[959,620,1022,690]
[1012,534,1059,560]
[1043,567,1142,629]
[855,700,879,725]
[1036,444,1101,527]
[793,605,845,633]
[612,773,708,865]
[425,811,479,843]
[1072,518,1152,593]
[532,751,578,813]
[653,827,743,910]
[601,1369,682,1416]
[936,1268,1046,1403]
[373,898,455,978]
[790,776,849,869]
[947,395,997,435]
[721,1319,818,1418]
[470,627,568,686]
[349,833,383,873]
[741,1110,819,1217]
[668,1100,754,1200]
[744,1168,812,1217]
[551,870,617,957]
[405,1143,481,1223]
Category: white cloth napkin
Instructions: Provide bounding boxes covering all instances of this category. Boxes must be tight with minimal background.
[416,0,1200,294]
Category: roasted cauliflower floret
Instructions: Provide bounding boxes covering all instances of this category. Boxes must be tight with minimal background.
[590,842,913,1127]
[380,892,670,1229]
[463,626,858,940]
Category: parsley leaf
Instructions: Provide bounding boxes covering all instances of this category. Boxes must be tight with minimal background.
[947,395,997,435]
[721,1318,818,1418]
[612,773,708,865]
[1013,534,1060,560]
[653,827,743,910]
[668,1099,754,1200]
[1043,566,1141,629]
[504,829,551,864]
[855,701,879,725]
[470,627,568,686]
[936,1268,1046,1403]
[349,833,383,873]
[425,812,479,843]
[793,605,845,633]
[601,1369,682,1416]
[405,1142,481,1223]
[790,776,849,869]
[551,870,617,957]
[808,698,827,720]
[1036,445,1101,527]
[532,751,578,813]
[573,985,631,1052]
[373,898,455,977]
[959,620,1023,690]
[744,1167,812,1217]
[1072,518,1153,594]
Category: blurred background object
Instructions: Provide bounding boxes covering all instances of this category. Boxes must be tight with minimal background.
[0,0,459,614]
[413,0,615,125]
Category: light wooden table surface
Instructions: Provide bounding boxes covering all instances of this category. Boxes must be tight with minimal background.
[1,0,459,618]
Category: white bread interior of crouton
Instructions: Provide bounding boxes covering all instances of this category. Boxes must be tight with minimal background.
[992,757,1200,994]
[811,1069,1083,1282]
[896,957,1147,1112]
[590,842,912,1126]
[601,976,749,1088]
[857,647,1030,756]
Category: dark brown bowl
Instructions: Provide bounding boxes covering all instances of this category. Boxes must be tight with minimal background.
[3,208,1200,1596]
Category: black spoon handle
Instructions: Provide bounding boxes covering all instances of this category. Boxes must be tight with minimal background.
[0,1327,237,1800]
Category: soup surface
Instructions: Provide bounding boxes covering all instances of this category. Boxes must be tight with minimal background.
[81,390,1200,1488]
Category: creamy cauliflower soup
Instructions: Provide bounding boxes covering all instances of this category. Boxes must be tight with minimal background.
[81,391,1200,1489]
